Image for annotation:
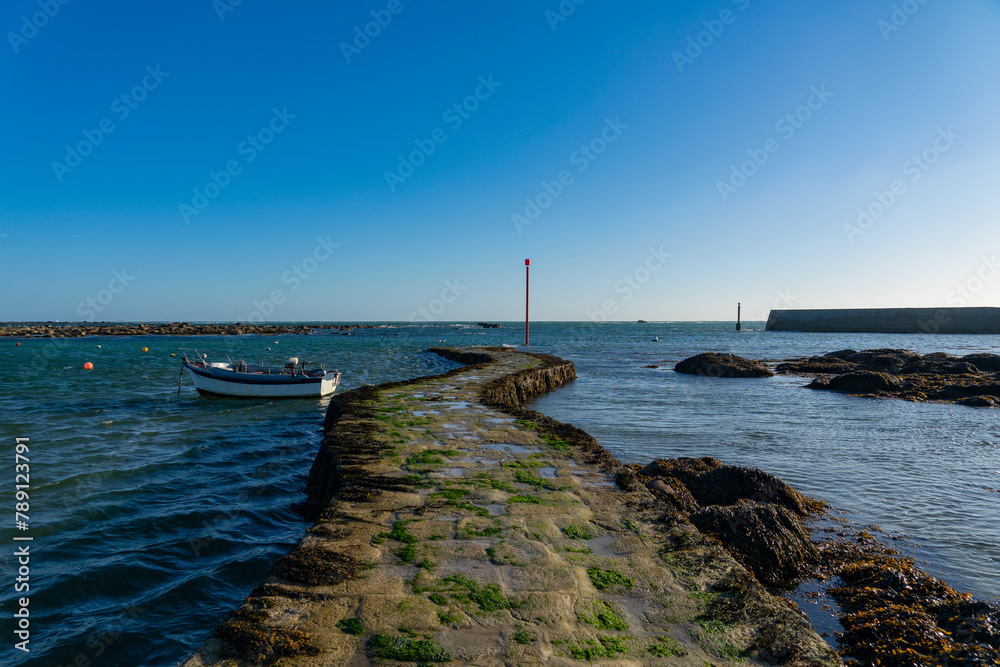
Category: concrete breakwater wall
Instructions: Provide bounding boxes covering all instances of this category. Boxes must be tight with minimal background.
[765,307,1000,334]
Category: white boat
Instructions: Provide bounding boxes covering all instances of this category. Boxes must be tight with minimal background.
[180,349,341,398]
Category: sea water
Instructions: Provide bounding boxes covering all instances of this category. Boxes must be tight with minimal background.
[1,322,997,666]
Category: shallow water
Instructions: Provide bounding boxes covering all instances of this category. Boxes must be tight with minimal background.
[2,321,998,666]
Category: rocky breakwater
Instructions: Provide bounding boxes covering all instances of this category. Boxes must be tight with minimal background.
[0,323,379,337]
[184,347,837,666]
[779,348,1000,408]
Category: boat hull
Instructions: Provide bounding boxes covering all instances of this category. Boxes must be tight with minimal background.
[183,363,340,398]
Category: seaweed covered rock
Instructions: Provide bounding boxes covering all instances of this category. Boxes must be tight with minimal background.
[694,465,815,515]
[776,356,857,374]
[931,383,1000,402]
[646,478,699,515]
[859,354,908,373]
[808,370,902,395]
[962,353,1000,372]
[778,348,1000,407]
[641,458,814,515]
[845,349,919,365]
[690,501,816,588]
[958,395,1000,408]
[827,548,1000,666]
[899,359,980,375]
[674,353,773,378]
[642,456,721,481]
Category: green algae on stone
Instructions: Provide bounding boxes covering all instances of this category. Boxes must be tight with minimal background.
[587,567,635,591]
[563,524,595,540]
[648,636,686,657]
[457,518,501,539]
[442,574,515,612]
[373,521,418,546]
[566,636,628,660]
[513,469,548,488]
[404,451,445,466]
[368,634,451,663]
[578,600,629,631]
[513,630,536,645]
[336,618,363,635]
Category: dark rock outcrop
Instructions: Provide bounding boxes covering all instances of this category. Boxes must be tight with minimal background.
[859,354,908,373]
[641,458,813,516]
[962,353,1000,372]
[776,356,856,374]
[640,457,821,589]
[646,478,699,515]
[929,383,1000,402]
[690,501,817,588]
[899,359,979,375]
[808,370,902,395]
[674,353,773,378]
[958,396,1000,408]
[778,348,1000,408]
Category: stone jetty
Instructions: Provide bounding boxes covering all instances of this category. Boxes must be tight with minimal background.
[183,347,837,666]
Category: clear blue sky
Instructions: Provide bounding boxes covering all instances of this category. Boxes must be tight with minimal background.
[2,0,999,322]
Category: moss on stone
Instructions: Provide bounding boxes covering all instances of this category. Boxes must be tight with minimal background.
[368,634,451,663]
[587,567,634,591]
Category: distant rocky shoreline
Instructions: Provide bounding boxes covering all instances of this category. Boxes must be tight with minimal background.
[672,348,1000,408]
[0,323,379,338]
[781,348,1000,408]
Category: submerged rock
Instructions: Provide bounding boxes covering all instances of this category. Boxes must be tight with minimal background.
[674,353,773,378]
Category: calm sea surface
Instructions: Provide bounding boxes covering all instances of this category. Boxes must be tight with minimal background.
[1,322,998,666]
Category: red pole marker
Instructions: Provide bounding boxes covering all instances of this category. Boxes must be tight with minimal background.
[525,259,530,346]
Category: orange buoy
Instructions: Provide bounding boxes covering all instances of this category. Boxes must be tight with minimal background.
[84,362,94,370]
[15,342,20,346]
[142,347,149,352]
